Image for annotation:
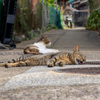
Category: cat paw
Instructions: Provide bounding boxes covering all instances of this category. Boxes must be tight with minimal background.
[48,65,54,67]
[5,64,9,68]
[5,63,16,68]
[59,62,64,67]
[53,50,59,53]
[47,62,54,67]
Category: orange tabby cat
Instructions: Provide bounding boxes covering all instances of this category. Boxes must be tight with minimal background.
[0,45,86,68]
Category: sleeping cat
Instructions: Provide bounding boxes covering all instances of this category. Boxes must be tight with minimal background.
[0,45,86,68]
[24,35,59,54]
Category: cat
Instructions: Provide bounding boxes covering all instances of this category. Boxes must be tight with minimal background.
[0,45,86,68]
[24,35,59,55]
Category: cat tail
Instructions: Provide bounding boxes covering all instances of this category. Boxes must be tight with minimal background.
[0,63,6,67]
[24,45,39,54]
[0,55,28,67]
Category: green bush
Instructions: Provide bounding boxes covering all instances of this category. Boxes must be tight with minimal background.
[86,10,100,30]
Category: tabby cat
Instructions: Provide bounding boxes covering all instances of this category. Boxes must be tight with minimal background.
[24,35,59,54]
[0,45,86,68]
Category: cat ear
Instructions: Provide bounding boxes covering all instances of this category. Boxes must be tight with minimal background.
[74,45,80,52]
[45,35,47,38]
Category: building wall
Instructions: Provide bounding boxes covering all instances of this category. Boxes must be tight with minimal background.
[79,3,88,17]
[72,0,89,26]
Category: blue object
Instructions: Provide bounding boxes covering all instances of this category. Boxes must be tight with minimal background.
[68,0,74,3]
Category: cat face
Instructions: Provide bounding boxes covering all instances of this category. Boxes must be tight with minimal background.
[37,35,51,46]
[73,45,86,65]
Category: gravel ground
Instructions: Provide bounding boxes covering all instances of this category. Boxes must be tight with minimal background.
[1,84,100,100]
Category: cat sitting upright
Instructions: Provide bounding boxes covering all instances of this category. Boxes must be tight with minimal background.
[24,35,59,55]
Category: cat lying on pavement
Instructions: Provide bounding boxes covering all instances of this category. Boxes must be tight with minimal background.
[0,45,86,68]
[24,35,59,55]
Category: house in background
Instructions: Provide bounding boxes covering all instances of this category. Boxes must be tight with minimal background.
[57,0,89,27]
[72,0,89,26]
[57,0,68,7]
[57,0,74,27]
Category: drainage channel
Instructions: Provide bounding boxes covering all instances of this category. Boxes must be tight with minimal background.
[54,61,100,75]
[84,61,100,65]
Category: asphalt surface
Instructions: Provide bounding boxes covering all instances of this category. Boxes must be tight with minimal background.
[17,28,100,51]
[0,28,100,100]
[44,29,100,51]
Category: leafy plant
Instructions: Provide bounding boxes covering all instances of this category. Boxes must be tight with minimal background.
[28,31,33,38]
[26,37,29,40]
[12,35,15,39]
[38,0,60,10]
[86,10,100,30]
[50,45,53,48]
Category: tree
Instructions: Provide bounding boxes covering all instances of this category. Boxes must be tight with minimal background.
[38,0,59,9]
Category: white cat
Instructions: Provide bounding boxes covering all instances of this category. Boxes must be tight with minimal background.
[24,35,59,54]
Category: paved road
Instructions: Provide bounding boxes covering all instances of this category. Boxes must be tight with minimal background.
[1,28,100,100]
[17,28,100,51]
[44,29,100,51]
